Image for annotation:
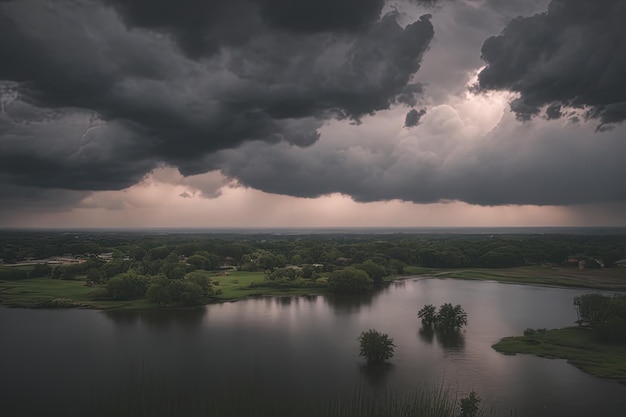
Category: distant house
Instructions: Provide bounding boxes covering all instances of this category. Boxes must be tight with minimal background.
[335,257,351,265]
[97,252,114,261]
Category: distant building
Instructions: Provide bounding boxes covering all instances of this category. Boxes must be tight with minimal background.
[97,252,114,261]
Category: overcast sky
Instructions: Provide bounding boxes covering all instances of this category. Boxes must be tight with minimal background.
[1,0,625,228]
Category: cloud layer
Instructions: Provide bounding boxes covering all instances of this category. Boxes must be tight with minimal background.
[0,0,433,188]
[0,0,625,222]
[478,0,626,127]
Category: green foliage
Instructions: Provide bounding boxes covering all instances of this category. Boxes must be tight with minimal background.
[301,264,314,278]
[418,304,437,327]
[106,272,149,300]
[459,390,481,417]
[494,327,626,384]
[34,297,80,308]
[101,260,131,279]
[355,260,386,286]
[328,268,373,293]
[266,267,297,281]
[185,271,214,296]
[389,258,406,274]
[87,288,111,301]
[575,293,626,342]
[358,329,395,364]
[419,303,468,332]
[146,276,172,306]
[177,282,204,306]
[186,254,210,270]
[436,303,468,332]
[524,328,547,336]
[149,246,171,260]
[31,263,52,278]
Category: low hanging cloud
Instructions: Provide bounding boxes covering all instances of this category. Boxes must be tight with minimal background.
[478,0,626,127]
[209,100,626,207]
[0,0,434,192]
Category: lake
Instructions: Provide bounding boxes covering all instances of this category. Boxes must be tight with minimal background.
[1,278,624,416]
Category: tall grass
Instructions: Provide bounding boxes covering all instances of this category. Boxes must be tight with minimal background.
[91,368,488,417]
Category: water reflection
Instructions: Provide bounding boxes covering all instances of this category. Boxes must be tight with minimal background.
[418,326,435,344]
[325,292,375,314]
[103,307,205,331]
[417,326,465,351]
[3,279,625,417]
[359,363,395,387]
[436,329,465,351]
[277,296,293,306]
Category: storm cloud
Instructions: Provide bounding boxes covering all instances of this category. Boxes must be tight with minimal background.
[0,0,433,189]
[478,0,626,127]
[210,107,626,206]
[0,0,625,218]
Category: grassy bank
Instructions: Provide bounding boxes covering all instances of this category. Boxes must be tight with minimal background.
[0,271,327,310]
[2,265,624,310]
[434,266,626,291]
[493,327,626,384]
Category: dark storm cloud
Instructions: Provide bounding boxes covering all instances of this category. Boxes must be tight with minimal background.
[404,109,426,127]
[104,0,385,57]
[0,0,434,189]
[478,0,626,126]
[0,103,156,190]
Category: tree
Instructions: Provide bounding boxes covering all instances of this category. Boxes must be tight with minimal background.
[418,304,437,327]
[574,293,626,342]
[459,390,481,417]
[436,303,468,332]
[186,271,214,296]
[356,260,386,286]
[177,282,204,306]
[106,272,148,300]
[358,329,395,365]
[328,267,373,293]
[187,254,210,270]
[146,276,172,307]
[418,303,468,332]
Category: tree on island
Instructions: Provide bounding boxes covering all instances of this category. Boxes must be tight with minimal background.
[358,329,395,365]
[418,303,468,332]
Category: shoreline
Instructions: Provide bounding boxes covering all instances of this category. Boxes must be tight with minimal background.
[492,327,626,385]
[1,266,624,311]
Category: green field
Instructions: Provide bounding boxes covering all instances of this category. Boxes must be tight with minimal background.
[434,266,626,291]
[212,271,325,300]
[0,270,328,310]
[493,327,626,384]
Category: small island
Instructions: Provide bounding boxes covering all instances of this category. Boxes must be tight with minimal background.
[493,294,626,384]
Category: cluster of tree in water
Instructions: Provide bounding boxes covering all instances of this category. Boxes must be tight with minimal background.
[1,231,625,306]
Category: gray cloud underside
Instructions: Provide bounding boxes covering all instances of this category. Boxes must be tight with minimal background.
[0,0,433,191]
[478,0,626,126]
[210,111,626,206]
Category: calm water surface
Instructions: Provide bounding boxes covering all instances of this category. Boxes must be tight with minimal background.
[1,278,624,416]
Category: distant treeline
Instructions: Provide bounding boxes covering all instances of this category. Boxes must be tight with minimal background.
[1,231,625,272]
